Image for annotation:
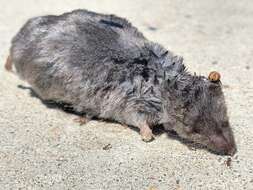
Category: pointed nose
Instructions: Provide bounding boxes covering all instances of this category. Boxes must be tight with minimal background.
[227,145,236,156]
[210,134,237,156]
[223,129,237,156]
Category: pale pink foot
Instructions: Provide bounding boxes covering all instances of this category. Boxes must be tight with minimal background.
[5,55,13,72]
[140,123,154,142]
[73,116,89,125]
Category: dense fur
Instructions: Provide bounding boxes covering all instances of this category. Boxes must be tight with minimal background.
[9,9,236,155]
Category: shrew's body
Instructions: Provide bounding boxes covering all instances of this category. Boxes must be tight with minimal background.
[7,9,236,154]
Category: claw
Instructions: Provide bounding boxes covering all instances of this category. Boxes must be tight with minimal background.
[73,117,89,125]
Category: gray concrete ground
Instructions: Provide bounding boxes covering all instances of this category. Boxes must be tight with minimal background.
[0,0,253,189]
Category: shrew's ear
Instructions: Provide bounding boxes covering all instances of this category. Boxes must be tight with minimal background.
[208,71,221,83]
[208,72,223,95]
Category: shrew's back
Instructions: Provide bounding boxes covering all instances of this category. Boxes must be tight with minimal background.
[11,9,148,79]
[10,9,179,125]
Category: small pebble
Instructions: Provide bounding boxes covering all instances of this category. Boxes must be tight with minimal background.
[225,157,232,167]
[147,26,157,31]
[102,144,112,150]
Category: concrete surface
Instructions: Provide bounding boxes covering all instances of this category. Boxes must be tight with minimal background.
[0,0,253,189]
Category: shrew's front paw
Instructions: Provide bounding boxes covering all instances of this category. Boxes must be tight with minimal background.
[73,116,90,125]
[140,124,154,142]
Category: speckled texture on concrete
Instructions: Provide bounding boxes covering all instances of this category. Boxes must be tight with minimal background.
[0,0,253,189]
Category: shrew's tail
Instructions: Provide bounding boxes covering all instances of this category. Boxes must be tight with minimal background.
[5,55,13,72]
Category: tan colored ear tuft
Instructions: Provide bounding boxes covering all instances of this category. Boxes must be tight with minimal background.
[208,71,221,82]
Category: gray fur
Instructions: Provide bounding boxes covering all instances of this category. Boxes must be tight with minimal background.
[9,9,236,155]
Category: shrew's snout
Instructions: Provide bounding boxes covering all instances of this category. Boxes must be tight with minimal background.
[210,133,236,156]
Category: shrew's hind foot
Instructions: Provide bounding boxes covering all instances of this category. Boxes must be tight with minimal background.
[73,116,90,125]
[140,123,154,142]
[5,55,13,72]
